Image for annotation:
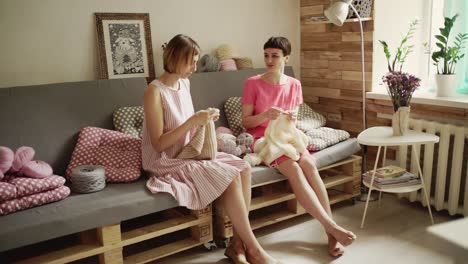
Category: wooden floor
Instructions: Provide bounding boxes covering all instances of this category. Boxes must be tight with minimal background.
[156,194,467,264]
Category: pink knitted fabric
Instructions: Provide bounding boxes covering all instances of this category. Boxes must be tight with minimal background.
[0,146,14,174]
[11,146,35,172]
[220,59,237,71]
[20,160,53,179]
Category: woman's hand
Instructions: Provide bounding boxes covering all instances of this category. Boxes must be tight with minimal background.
[208,108,220,122]
[190,108,220,126]
[263,106,283,120]
[285,110,298,121]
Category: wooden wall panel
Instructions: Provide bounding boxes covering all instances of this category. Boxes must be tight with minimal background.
[300,1,466,172]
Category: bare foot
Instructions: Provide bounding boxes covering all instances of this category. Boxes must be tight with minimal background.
[326,224,356,246]
[246,248,279,264]
[327,233,344,257]
[224,238,248,264]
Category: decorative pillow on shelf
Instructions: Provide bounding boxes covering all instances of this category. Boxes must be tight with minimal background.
[296,103,326,132]
[113,106,144,138]
[224,97,244,137]
[66,127,142,183]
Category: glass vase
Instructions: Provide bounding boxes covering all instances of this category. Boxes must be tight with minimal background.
[392,106,410,136]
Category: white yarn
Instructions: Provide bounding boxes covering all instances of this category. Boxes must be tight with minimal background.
[71,165,106,193]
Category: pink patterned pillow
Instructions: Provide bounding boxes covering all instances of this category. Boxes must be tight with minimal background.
[66,127,142,183]
[9,175,65,197]
[0,182,17,202]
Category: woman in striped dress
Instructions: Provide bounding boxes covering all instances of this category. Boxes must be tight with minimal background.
[142,34,279,264]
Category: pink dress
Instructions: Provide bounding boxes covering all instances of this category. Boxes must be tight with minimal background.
[241,75,303,139]
[142,79,249,210]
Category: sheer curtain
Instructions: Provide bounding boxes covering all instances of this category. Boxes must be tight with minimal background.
[444,0,468,94]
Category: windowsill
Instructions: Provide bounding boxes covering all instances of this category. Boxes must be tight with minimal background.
[367,90,468,109]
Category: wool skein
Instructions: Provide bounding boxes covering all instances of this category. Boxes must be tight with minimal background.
[197,54,221,72]
[220,59,237,71]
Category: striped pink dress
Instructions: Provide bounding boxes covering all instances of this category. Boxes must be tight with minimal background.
[142,79,249,210]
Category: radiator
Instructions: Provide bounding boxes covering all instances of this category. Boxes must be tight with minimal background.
[397,119,468,216]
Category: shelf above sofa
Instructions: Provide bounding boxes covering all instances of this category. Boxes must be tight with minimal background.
[303,17,373,25]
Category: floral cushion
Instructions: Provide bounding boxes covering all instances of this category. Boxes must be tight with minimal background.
[113,106,144,138]
[66,127,142,183]
[224,97,245,137]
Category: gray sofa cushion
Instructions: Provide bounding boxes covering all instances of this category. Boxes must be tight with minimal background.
[251,138,360,186]
[0,178,178,251]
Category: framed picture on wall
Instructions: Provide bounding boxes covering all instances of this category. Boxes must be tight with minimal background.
[95,13,155,82]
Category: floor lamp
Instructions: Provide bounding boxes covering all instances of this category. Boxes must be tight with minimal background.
[324,0,375,201]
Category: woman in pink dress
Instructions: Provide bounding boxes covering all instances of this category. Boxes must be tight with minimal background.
[142,34,279,264]
[241,37,356,257]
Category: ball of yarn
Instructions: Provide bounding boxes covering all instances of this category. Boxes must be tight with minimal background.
[197,54,221,72]
[71,165,106,193]
[0,146,14,173]
[216,126,233,135]
[11,146,35,172]
[20,160,53,178]
[233,57,253,69]
[220,59,237,71]
[215,44,236,60]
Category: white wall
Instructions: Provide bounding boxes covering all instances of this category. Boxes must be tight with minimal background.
[0,0,300,88]
[372,0,432,92]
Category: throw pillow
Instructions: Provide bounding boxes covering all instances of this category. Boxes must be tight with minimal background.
[224,97,244,137]
[113,106,144,138]
[66,127,142,183]
[296,103,326,132]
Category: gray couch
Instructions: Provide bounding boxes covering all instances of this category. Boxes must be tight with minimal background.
[0,67,359,255]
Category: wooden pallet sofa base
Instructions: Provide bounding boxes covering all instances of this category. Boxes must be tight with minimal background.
[214,155,362,239]
[1,206,212,264]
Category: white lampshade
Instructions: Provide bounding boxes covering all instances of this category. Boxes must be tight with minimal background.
[324,0,352,26]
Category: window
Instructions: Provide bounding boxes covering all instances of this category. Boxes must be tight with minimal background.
[372,0,467,97]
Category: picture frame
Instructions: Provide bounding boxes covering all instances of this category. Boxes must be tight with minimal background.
[95,13,155,82]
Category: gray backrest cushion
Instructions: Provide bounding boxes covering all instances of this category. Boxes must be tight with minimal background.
[0,67,294,176]
[0,78,147,175]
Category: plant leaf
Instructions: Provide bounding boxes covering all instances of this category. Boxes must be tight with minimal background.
[435,35,447,44]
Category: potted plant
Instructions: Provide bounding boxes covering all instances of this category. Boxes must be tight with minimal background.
[379,19,421,136]
[431,14,468,97]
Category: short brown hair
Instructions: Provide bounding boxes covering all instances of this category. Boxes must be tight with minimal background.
[263,36,291,56]
[163,34,200,73]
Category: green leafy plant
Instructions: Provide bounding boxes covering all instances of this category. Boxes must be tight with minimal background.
[431,14,468,74]
[379,19,419,72]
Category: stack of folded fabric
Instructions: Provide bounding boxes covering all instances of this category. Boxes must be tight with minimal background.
[0,146,70,216]
[0,176,70,215]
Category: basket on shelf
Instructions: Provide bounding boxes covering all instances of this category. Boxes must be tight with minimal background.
[347,0,373,19]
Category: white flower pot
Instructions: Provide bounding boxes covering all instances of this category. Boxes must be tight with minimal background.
[435,74,456,97]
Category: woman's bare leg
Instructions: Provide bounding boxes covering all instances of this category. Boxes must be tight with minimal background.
[298,156,349,256]
[226,167,252,263]
[277,160,355,248]
[221,175,277,264]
